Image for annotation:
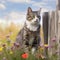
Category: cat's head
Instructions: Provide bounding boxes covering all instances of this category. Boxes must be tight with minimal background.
[26,7,41,25]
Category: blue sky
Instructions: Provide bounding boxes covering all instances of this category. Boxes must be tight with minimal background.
[0,0,56,15]
[0,0,56,26]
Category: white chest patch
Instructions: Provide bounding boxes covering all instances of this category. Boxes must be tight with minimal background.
[25,20,39,31]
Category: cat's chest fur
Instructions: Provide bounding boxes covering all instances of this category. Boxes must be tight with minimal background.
[25,20,39,31]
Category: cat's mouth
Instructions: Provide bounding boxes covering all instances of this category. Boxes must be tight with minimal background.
[31,19,39,25]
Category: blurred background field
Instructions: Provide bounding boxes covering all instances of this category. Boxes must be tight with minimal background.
[0,22,21,44]
[0,22,44,46]
[0,22,46,60]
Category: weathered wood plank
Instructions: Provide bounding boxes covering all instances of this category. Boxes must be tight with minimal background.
[48,11,56,55]
[43,12,48,44]
[42,12,49,57]
[56,0,60,10]
[57,11,60,60]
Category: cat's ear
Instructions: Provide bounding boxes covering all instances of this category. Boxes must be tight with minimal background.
[27,7,32,15]
[38,8,41,15]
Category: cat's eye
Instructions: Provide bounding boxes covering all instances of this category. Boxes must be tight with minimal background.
[37,16,40,19]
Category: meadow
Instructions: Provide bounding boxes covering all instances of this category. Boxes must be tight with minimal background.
[0,23,58,60]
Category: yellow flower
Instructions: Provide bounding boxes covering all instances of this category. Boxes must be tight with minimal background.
[10,51,13,54]
[40,47,44,53]
[40,47,44,50]
[44,44,48,47]
[0,47,3,52]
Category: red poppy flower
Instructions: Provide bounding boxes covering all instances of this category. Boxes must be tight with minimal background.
[22,53,28,59]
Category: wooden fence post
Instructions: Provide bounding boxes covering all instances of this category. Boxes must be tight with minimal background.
[56,0,60,60]
[48,11,56,55]
[56,0,60,10]
[57,11,60,60]
[42,12,49,57]
[43,12,48,44]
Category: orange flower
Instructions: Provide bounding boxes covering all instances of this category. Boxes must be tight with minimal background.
[22,53,28,59]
